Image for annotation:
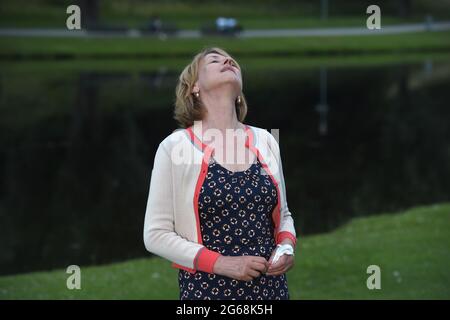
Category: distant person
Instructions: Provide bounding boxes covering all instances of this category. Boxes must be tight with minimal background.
[150,15,162,32]
[143,47,297,300]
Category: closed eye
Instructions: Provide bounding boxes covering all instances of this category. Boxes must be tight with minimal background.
[208,58,239,70]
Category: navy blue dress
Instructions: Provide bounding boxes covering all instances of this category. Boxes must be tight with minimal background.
[178,156,289,300]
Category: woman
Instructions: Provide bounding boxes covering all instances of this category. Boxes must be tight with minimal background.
[143,47,298,300]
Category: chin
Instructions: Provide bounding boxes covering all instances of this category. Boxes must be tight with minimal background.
[220,77,242,87]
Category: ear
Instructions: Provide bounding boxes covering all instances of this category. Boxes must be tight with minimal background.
[191,83,199,94]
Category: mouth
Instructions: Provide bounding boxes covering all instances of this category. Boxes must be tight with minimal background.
[221,66,236,74]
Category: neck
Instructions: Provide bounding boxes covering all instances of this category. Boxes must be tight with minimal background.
[200,88,242,133]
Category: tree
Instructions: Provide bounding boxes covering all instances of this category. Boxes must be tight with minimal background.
[77,0,100,29]
[397,0,412,18]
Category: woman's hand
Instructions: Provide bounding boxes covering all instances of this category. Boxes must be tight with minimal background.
[266,240,295,276]
[212,256,269,282]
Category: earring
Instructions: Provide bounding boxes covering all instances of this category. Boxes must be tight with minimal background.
[237,95,241,104]
[194,92,199,98]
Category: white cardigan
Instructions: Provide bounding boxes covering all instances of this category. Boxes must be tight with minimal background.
[143,123,297,274]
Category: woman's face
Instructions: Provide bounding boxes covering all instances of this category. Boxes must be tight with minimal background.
[194,53,242,94]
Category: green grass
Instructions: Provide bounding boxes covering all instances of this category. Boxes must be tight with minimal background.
[1,52,449,74]
[1,202,449,299]
[1,31,450,60]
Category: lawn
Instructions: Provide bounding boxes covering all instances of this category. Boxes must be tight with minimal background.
[1,202,449,299]
[1,30,450,60]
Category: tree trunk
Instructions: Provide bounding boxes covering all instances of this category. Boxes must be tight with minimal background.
[398,0,412,18]
[77,0,100,29]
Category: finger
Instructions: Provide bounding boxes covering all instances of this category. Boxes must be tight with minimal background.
[267,267,288,276]
[268,258,294,275]
[242,275,253,282]
[268,255,287,271]
[251,262,268,274]
[248,268,261,279]
[252,257,269,267]
[252,258,269,268]
[286,257,295,269]
[251,260,269,272]
[268,261,282,272]
[266,267,284,276]
[267,265,287,275]
[266,270,285,276]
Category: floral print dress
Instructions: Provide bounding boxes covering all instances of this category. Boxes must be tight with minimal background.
[178,156,289,300]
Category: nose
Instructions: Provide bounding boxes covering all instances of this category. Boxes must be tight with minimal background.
[223,58,232,66]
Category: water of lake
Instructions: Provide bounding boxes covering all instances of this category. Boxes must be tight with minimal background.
[1,57,449,275]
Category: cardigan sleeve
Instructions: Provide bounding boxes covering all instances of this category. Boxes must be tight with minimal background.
[266,131,298,247]
[143,142,221,273]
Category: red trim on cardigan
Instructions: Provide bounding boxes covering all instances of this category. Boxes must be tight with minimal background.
[171,144,214,274]
[195,247,222,273]
[276,231,297,247]
[171,245,222,274]
[245,126,283,237]
[194,145,214,244]
[172,129,218,274]
[186,126,208,151]
[246,127,297,248]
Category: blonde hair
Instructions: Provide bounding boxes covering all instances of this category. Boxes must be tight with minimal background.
[174,47,248,128]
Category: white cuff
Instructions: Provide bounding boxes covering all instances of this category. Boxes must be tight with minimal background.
[271,244,294,264]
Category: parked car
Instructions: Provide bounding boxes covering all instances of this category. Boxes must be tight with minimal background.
[201,17,243,36]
